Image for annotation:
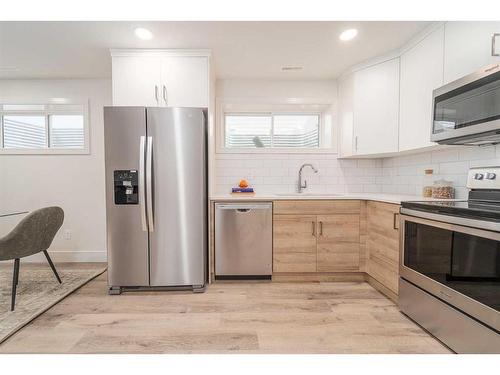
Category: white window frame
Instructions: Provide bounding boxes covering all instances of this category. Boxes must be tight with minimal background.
[0,100,90,155]
[224,112,321,149]
[216,98,337,154]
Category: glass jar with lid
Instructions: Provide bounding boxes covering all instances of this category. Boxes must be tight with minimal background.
[432,179,454,199]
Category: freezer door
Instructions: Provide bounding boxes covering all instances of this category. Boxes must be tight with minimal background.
[146,107,207,287]
[104,107,150,287]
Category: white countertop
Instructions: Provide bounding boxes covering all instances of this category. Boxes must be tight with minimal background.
[209,192,455,205]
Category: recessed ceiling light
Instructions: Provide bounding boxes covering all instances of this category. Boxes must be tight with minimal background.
[134,28,153,40]
[339,28,358,41]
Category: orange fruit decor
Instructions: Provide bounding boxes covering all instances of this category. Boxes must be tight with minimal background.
[239,179,249,188]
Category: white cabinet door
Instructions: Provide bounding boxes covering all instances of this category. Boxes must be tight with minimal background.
[338,74,355,157]
[160,56,209,108]
[444,22,500,84]
[112,56,162,106]
[399,26,444,152]
[353,58,400,155]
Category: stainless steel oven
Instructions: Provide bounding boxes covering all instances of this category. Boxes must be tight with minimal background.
[431,63,500,145]
[399,210,500,353]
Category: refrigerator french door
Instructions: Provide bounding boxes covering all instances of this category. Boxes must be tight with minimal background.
[104,107,207,293]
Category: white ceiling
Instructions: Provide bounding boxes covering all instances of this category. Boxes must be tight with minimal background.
[0,21,430,80]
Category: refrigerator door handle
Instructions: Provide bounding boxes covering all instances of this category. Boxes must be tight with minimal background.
[139,136,147,231]
[146,136,155,232]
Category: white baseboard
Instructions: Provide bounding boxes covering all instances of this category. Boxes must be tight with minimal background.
[18,250,107,263]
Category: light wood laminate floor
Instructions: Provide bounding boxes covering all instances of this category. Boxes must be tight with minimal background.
[0,272,451,353]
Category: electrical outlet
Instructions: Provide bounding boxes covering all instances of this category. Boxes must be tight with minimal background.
[64,229,72,240]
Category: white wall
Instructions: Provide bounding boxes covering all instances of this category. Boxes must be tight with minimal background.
[0,78,111,262]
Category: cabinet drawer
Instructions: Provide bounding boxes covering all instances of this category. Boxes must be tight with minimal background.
[273,200,361,215]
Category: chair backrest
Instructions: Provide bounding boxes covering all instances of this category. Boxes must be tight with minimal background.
[0,206,64,261]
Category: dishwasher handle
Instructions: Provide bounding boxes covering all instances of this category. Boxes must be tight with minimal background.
[215,203,272,210]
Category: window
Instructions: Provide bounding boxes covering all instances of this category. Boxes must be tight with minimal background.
[224,113,320,149]
[0,103,88,153]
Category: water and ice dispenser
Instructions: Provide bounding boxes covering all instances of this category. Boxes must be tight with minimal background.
[114,170,139,204]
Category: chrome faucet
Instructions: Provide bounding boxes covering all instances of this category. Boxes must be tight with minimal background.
[298,163,319,193]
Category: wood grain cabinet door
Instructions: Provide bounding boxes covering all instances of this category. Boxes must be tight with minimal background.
[367,202,400,294]
[273,215,317,272]
[317,214,360,272]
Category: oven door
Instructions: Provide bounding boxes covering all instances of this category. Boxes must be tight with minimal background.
[400,213,500,332]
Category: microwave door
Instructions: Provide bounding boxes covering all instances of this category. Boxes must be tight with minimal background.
[431,64,500,145]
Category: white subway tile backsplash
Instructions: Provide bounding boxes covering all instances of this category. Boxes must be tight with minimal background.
[214,147,500,196]
[431,149,460,163]
[438,161,470,175]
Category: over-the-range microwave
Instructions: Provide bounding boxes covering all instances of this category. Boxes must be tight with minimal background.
[431,63,500,146]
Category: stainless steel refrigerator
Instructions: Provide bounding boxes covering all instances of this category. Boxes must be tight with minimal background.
[104,107,207,294]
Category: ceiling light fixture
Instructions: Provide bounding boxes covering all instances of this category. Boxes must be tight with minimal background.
[339,28,358,41]
[134,27,154,40]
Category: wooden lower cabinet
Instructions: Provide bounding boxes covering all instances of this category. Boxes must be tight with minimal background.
[317,214,360,271]
[366,201,400,294]
[273,214,317,272]
[273,204,361,273]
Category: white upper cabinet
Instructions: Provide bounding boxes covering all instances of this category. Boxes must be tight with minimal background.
[111,50,210,108]
[399,26,444,152]
[160,56,209,108]
[352,58,400,156]
[444,22,500,84]
[112,55,162,107]
[338,74,355,157]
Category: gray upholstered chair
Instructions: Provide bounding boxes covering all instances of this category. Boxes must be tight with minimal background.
[0,207,64,311]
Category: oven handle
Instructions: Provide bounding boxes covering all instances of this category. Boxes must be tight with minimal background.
[400,207,500,234]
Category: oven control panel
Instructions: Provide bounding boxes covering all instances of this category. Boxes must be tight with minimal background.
[467,167,500,189]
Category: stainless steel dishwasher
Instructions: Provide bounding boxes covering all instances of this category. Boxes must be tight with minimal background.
[215,202,272,280]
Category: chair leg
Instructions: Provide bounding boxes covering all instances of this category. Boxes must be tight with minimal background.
[43,250,62,284]
[11,258,20,311]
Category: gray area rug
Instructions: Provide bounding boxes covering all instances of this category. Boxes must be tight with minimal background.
[0,263,106,344]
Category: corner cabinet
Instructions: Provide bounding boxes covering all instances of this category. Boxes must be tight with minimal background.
[338,58,400,157]
[366,201,400,296]
[111,49,210,108]
[399,25,444,152]
[352,58,400,156]
[443,22,500,84]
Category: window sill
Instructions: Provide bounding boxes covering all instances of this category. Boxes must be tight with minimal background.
[0,148,90,155]
[215,147,338,155]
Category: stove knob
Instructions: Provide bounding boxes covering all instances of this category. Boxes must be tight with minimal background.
[474,173,484,180]
[486,172,497,180]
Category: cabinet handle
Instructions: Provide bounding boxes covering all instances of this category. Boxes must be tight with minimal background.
[162,85,167,105]
[312,221,316,237]
[393,212,399,230]
[492,33,499,57]
[319,221,323,236]
[154,85,159,104]
[354,136,358,151]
